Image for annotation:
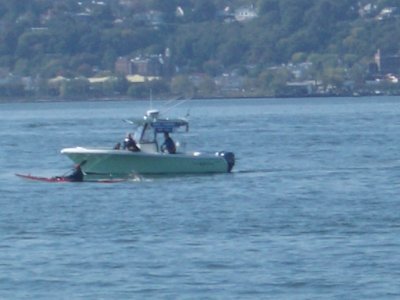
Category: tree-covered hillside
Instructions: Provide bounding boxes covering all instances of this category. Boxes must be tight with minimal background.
[0,0,400,98]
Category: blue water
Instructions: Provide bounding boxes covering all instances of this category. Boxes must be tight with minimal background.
[1,97,400,299]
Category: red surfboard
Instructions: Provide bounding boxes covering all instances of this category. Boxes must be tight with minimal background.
[16,173,72,182]
[15,173,126,183]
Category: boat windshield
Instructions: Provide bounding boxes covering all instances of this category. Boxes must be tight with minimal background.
[137,124,155,142]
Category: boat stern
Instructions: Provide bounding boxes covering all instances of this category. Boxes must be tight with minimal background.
[217,151,235,172]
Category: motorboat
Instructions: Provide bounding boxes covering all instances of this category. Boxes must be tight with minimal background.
[61,109,235,176]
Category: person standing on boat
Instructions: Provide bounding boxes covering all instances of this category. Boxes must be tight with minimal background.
[161,132,176,154]
[123,133,140,152]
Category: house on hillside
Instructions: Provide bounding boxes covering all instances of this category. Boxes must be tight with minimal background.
[131,56,163,76]
[133,10,164,28]
[375,7,398,20]
[214,72,245,94]
[358,3,378,17]
[374,49,400,75]
[119,0,139,8]
[234,5,258,22]
[115,56,163,77]
[216,7,236,23]
[115,57,134,75]
[285,81,319,96]
[176,6,185,17]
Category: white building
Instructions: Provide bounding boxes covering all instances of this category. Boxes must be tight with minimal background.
[234,5,258,22]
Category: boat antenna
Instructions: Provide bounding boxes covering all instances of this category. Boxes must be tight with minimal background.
[162,96,181,108]
[162,97,191,115]
[149,89,153,109]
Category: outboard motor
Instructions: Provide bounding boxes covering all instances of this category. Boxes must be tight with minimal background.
[218,151,235,172]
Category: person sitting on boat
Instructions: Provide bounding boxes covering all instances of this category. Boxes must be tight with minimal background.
[123,133,140,152]
[65,164,84,182]
[113,142,121,150]
[161,132,176,154]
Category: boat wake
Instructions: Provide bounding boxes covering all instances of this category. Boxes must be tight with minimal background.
[233,164,400,176]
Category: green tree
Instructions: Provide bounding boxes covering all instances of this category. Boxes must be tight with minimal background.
[217,38,249,67]
[257,68,293,96]
[100,76,129,96]
[321,67,346,91]
[192,0,217,22]
[60,77,90,98]
[171,75,194,98]
[197,76,216,97]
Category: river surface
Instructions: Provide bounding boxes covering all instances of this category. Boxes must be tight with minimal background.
[1,97,400,299]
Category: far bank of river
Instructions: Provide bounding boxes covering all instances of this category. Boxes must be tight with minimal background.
[1,92,400,104]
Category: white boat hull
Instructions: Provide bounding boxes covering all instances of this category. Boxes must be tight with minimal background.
[61,147,234,175]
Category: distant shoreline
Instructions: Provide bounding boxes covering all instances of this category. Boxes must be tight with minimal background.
[0,93,398,104]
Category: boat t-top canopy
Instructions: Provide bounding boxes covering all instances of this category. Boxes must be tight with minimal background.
[125,109,189,134]
[150,119,189,133]
[143,109,189,133]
